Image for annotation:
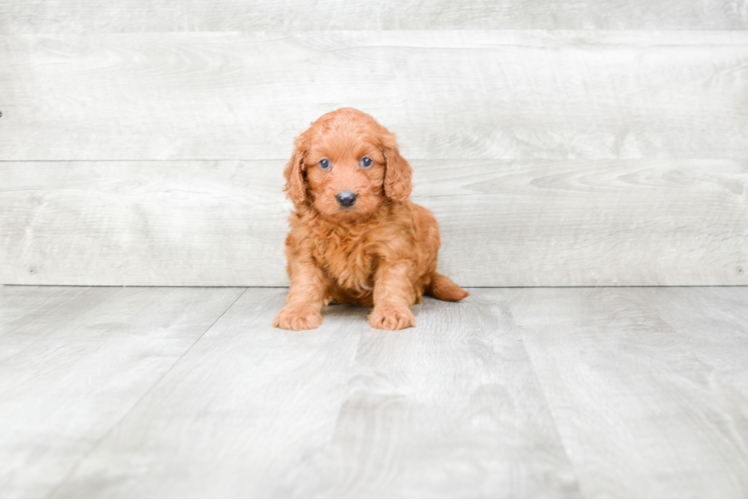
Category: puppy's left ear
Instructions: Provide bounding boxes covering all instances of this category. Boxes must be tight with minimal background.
[382,133,412,203]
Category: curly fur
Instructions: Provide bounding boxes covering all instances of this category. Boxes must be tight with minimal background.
[273,108,468,331]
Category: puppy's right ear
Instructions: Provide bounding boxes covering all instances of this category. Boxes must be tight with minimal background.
[283,137,307,206]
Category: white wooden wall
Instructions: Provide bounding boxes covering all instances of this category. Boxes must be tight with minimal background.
[1,1,746,286]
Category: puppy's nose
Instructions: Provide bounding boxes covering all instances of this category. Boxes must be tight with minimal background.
[336,191,357,208]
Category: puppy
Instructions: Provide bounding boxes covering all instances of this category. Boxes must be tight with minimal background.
[273,108,468,331]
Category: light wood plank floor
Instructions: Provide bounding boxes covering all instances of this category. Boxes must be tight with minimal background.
[1,286,747,498]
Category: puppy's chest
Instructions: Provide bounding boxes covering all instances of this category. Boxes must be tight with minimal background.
[311,231,377,291]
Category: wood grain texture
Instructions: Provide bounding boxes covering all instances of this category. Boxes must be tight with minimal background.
[51,288,579,498]
[1,31,746,161]
[0,161,289,286]
[52,288,370,497]
[508,287,748,497]
[0,286,244,498]
[276,293,579,497]
[3,286,748,496]
[1,159,746,287]
[0,285,45,334]
[1,0,747,33]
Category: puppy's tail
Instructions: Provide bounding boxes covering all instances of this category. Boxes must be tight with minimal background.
[426,273,469,302]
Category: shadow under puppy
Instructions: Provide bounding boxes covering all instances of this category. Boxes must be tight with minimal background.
[273,108,468,331]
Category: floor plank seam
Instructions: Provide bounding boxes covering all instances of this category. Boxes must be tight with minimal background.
[510,317,587,497]
[43,287,249,497]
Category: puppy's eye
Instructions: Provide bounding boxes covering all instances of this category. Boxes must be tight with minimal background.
[360,157,373,168]
[319,158,331,170]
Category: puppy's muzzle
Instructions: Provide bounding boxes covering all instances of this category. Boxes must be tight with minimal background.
[336,191,357,208]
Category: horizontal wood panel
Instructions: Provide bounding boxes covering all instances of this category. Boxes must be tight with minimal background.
[0,31,746,160]
[0,160,288,286]
[1,0,747,33]
[1,159,745,286]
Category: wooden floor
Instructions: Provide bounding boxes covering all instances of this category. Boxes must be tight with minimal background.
[1,286,747,498]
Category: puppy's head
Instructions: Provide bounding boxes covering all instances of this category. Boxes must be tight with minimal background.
[283,108,412,220]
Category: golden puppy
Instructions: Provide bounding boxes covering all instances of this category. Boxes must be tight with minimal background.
[273,108,468,331]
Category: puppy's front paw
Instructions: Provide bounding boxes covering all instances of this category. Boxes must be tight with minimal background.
[273,306,322,331]
[369,304,416,331]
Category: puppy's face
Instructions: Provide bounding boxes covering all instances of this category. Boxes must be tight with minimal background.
[284,108,413,220]
[304,129,386,220]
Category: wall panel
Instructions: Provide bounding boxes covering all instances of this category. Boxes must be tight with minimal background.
[2,160,745,286]
[2,0,747,33]
[0,31,746,161]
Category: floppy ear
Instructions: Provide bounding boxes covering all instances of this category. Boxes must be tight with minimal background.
[283,138,307,207]
[382,133,412,203]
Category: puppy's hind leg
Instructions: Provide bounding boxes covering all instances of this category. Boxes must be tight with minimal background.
[426,273,469,302]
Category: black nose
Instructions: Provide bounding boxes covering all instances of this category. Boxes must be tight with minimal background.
[336,191,357,208]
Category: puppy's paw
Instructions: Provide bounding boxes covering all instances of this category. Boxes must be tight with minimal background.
[369,304,416,331]
[273,306,323,331]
